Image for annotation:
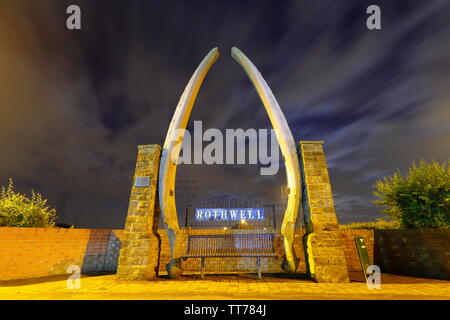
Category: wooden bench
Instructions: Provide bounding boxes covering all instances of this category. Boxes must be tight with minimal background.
[181,234,278,279]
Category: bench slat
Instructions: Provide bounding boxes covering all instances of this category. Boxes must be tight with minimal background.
[186,234,276,255]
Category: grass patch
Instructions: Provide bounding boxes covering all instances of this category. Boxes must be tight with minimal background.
[339,218,400,230]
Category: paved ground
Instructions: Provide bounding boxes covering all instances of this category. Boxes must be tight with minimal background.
[0,272,449,300]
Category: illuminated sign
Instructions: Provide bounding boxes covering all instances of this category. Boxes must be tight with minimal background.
[195,208,265,221]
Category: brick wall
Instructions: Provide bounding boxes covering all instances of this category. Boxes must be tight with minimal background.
[0,227,123,281]
[374,229,450,280]
[0,227,304,280]
[1,227,448,281]
[336,229,450,280]
[339,229,374,272]
[156,228,448,278]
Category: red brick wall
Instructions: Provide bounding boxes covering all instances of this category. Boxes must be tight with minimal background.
[1,227,300,281]
[0,227,123,281]
[0,228,295,280]
[336,229,450,280]
[1,227,448,281]
[374,229,450,280]
[338,229,374,272]
[0,227,375,280]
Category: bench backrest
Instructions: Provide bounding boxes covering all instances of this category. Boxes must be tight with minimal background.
[186,234,275,255]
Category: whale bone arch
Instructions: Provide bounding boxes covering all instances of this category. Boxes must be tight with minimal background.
[158,47,219,272]
[231,47,301,272]
[158,47,301,276]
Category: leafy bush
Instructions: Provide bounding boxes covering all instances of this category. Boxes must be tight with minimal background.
[372,160,449,229]
[0,179,57,228]
[339,218,400,230]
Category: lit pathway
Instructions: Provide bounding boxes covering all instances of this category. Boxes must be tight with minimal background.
[0,273,449,300]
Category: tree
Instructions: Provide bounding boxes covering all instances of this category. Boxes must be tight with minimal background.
[373,160,450,229]
[0,179,57,227]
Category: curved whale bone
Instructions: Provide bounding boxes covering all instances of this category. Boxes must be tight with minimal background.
[231,47,301,273]
[158,47,219,278]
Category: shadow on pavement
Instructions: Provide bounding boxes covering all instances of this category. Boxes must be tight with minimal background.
[0,271,115,287]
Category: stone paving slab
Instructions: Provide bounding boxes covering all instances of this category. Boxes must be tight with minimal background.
[0,273,449,300]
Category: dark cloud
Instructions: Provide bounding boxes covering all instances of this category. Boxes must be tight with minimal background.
[0,0,449,228]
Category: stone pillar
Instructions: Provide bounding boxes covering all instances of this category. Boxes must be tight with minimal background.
[299,141,349,283]
[116,145,162,280]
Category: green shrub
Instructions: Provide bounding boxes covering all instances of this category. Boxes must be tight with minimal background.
[372,160,450,229]
[0,179,57,228]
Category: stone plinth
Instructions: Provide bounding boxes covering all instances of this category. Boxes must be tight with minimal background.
[116,145,162,280]
[299,141,349,283]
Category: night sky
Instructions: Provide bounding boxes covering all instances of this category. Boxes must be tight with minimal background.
[0,0,449,229]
